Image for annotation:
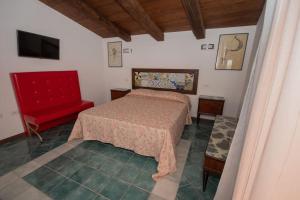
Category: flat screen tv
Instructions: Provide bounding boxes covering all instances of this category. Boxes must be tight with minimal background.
[17,30,60,60]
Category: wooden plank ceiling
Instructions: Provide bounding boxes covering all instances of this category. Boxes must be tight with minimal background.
[40,0,265,41]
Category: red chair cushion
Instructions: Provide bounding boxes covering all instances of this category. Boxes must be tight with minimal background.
[24,100,94,125]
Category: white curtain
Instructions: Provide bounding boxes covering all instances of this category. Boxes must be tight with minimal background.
[214,0,300,199]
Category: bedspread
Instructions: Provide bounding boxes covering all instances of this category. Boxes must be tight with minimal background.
[68,89,192,180]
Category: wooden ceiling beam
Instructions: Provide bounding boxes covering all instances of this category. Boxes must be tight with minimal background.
[181,0,205,39]
[71,0,131,41]
[116,0,164,41]
[40,0,132,41]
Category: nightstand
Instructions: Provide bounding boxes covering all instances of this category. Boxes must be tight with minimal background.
[197,95,225,124]
[111,88,131,100]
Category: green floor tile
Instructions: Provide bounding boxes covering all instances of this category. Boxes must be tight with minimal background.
[112,148,134,162]
[142,157,158,173]
[71,149,96,164]
[63,146,87,160]
[0,122,73,176]
[99,158,123,176]
[70,165,93,184]
[99,144,117,157]
[86,153,107,169]
[127,154,148,168]
[77,169,111,192]
[182,164,202,188]
[79,141,107,153]
[24,166,66,193]
[122,186,149,200]
[133,171,155,192]
[60,185,98,200]
[48,179,90,200]
[100,178,130,200]
[177,185,204,200]
[117,164,141,183]
[94,195,109,200]
[3,119,220,200]
[46,156,83,177]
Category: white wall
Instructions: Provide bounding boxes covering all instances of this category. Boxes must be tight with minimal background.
[102,26,256,118]
[0,0,257,140]
[0,0,106,140]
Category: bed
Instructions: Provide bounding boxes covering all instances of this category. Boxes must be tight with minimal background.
[68,89,192,179]
[69,68,198,179]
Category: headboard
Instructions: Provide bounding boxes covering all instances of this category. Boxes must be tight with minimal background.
[132,68,199,94]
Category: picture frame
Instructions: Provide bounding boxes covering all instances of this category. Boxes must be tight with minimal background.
[215,33,248,70]
[107,41,122,67]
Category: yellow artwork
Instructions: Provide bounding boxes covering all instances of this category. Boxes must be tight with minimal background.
[215,33,248,70]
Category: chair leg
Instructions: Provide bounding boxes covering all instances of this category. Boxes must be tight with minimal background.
[203,169,209,191]
[25,122,43,142]
[197,113,200,124]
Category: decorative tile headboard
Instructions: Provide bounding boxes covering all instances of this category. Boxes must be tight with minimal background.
[132,68,199,94]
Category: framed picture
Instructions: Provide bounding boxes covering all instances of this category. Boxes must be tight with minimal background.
[215,33,248,70]
[108,41,122,67]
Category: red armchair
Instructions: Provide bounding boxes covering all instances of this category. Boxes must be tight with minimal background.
[10,70,94,142]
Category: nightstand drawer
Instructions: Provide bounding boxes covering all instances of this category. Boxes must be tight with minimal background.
[198,100,224,115]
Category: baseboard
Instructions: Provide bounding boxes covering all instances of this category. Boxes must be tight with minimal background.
[191,116,216,121]
[0,132,26,145]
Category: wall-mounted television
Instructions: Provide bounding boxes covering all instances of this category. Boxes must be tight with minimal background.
[17,30,60,60]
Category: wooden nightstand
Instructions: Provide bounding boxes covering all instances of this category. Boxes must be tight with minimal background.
[111,88,131,100]
[197,95,225,124]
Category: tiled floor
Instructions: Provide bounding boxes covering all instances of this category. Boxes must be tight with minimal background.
[177,119,220,200]
[0,119,220,200]
[0,123,74,176]
[24,141,158,200]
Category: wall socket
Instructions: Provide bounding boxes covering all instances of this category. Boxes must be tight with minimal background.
[123,48,133,54]
[201,43,215,50]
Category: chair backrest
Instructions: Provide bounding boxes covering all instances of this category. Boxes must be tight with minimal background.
[11,71,82,114]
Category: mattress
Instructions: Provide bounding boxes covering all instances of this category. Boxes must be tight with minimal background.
[68,89,192,180]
